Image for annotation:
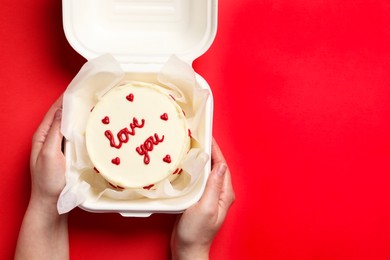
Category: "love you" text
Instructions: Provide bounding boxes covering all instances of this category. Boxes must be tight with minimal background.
[136,134,165,164]
[104,117,145,149]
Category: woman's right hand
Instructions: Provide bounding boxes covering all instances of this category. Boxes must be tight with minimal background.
[171,139,235,260]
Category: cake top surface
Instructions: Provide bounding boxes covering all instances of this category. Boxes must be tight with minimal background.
[85,81,190,188]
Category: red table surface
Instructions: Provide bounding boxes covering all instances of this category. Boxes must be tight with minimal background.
[2,0,390,259]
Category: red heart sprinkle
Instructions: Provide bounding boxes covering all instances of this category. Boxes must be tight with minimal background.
[160,113,168,121]
[109,183,117,189]
[126,93,134,102]
[102,116,110,124]
[111,157,120,165]
[163,155,171,163]
[143,184,155,190]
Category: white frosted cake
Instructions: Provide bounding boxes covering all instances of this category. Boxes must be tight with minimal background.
[85,81,191,189]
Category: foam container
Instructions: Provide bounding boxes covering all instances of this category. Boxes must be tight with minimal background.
[62,0,217,217]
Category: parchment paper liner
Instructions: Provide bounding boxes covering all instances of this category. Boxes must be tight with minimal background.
[58,54,210,214]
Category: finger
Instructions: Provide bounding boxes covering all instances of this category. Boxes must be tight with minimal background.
[31,95,63,162]
[198,163,227,214]
[211,138,227,168]
[32,95,63,144]
[211,138,234,205]
[220,167,235,209]
[41,109,63,155]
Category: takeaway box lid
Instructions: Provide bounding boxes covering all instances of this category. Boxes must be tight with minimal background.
[62,0,217,70]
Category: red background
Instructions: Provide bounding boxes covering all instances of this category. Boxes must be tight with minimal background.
[2,0,390,259]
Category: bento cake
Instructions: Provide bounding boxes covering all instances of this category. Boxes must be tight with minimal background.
[85,81,190,189]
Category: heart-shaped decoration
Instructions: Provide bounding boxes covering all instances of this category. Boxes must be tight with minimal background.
[101,116,110,124]
[126,93,134,102]
[111,157,120,165]
[160,113,168,121]
[143,184,155,190]
[163,154,171,163]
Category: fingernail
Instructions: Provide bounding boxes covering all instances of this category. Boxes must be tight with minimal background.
[55,109,62,119]
[216,163,227,177]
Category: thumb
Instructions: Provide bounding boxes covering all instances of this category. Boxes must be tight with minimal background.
[41,109,63,154]
[198,163,227,210]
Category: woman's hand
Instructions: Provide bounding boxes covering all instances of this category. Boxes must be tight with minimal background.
[15,95,69,260]
[171,139,235,260]
[29,95,66,207]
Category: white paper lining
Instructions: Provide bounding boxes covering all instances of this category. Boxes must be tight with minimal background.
[57,54,210,214]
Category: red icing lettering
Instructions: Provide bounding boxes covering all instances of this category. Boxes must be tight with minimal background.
[102,116,110,124]
[104,117,145,149]
[126,93,134,102]
[111,157,120,165]
[136,133,165,164]
[160,113,168,121]
[163,155,171,163]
